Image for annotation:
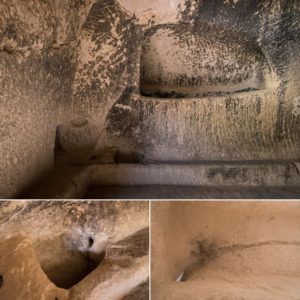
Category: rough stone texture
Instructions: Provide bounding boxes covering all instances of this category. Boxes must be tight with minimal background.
[0,236,69,300]
[152,201,300,299]
[1,0,300,197]
[72,0,142,143]
[0,0,95,198]
[0,201,149,299]
[140,24,268,97]
[105,0,300,162]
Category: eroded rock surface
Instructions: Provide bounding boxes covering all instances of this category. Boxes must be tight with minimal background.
[0,201,149,299]
[152,201,300,299]
[1,0,299,197]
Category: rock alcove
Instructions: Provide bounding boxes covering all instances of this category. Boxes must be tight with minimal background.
[140,24,269,98]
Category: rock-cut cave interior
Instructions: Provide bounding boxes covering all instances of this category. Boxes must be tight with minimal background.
[0,1,300,299]
[1,0,299,199]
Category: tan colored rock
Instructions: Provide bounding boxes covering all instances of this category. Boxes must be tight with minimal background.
[0,202,149,299]
[0,236,69,300]
[152,201,300,299]
[56,117,100,164]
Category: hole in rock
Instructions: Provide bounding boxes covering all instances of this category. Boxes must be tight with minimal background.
[38,235,107,289]
[88,237,94,248]
[45,250,106,289]
[0,274,3,289]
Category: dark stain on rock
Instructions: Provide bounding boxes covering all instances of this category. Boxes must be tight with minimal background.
[107,228,149,258]
[207,167,247,181]
[75,0,142,112]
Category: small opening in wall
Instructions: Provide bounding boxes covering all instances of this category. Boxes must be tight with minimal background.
[88,237,94,248]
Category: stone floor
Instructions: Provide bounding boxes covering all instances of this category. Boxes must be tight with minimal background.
[84,185,300,199]
[21,162,300,199]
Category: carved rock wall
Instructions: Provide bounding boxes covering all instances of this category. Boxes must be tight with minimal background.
[0,1,96,197]
[1,0,299,197]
